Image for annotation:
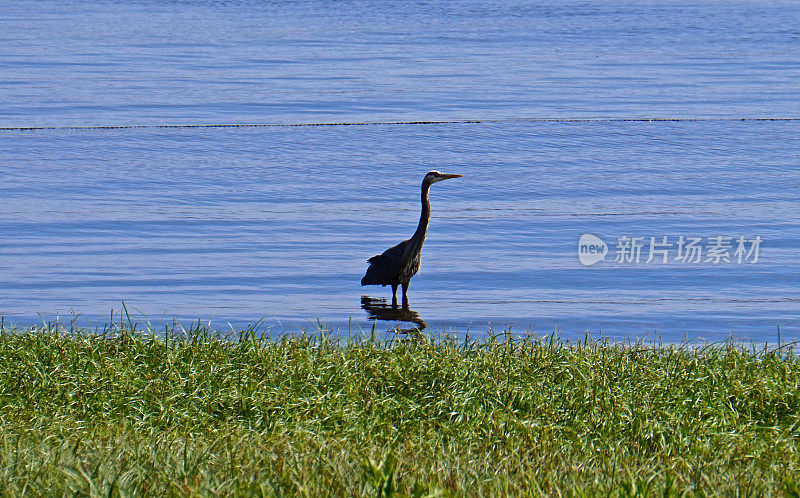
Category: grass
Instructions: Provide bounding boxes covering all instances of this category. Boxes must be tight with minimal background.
[0,320,799,496]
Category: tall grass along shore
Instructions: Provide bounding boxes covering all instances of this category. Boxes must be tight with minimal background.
[0,323,798,496]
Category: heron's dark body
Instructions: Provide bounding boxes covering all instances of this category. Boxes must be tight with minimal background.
[360,237,423,288]
[361,171,458,306]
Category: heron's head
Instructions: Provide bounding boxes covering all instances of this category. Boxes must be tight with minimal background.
[424,170,463,185]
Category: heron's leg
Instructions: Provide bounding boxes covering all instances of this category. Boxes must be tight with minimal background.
[401,282,409,308]
[391,284,398,307]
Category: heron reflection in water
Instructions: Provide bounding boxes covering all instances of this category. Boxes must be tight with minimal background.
[361,295,427,332]
[361,171,462,307]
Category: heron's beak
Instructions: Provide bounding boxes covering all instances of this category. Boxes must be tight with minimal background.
[440,174,463,180]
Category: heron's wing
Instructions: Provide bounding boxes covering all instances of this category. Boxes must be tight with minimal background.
[367,239,409,264]
[361,239,411,285]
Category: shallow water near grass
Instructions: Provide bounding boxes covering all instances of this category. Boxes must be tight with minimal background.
[1,0,799,341]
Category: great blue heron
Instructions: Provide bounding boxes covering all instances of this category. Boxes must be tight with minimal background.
[361,170,462,306]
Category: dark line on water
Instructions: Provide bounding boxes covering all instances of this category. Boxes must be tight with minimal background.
[2,117,799,132]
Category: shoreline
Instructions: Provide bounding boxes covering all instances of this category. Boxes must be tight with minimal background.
[2,317,795,350]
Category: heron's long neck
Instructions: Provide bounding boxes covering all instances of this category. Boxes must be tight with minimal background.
[409,182,431,249]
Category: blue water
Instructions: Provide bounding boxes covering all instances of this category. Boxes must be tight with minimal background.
[1,0,799,341]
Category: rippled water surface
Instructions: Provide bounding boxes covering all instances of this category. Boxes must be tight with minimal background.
[2,0,799,341]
